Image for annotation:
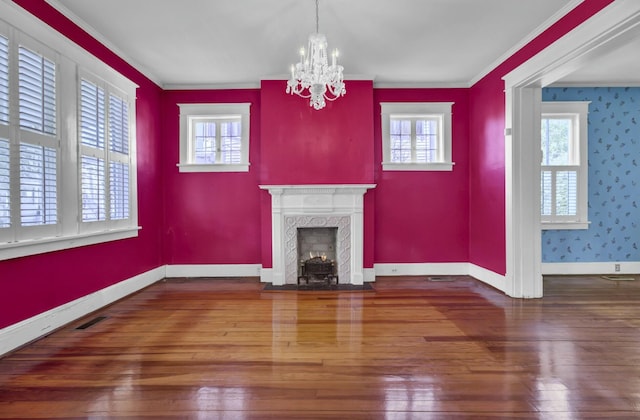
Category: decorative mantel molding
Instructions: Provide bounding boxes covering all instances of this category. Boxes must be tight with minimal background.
[260,184,376,285]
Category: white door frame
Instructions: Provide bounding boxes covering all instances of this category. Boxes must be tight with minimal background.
[502,0,640,298]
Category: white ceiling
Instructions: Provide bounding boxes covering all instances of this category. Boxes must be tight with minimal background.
[48,0,602,88]
[553,36,640,86]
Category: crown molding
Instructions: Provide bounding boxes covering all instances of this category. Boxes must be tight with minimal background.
[469,0,585,87]
[44,0,163,86]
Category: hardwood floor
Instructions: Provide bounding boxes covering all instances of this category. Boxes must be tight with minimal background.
[1,275,640,418]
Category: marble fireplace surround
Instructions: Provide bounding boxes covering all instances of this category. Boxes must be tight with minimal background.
[260,184,376,285]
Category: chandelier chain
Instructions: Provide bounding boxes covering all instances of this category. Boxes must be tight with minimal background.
[315,0,319,33]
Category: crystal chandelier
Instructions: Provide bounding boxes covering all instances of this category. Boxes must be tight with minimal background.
[286,0,346,110]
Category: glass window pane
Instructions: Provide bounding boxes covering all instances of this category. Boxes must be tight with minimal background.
[555,170,577,216]
[416,119,438,163]
[193,121,216,164]
[541,117,572,165]
[110,161,129,220]
[20,143,57,226]
[81,155,105,222]
[0,138,9,228]
[220,121,241,164]
[390,118,411,163]
[541,170,552,216]
[109,94,129,154]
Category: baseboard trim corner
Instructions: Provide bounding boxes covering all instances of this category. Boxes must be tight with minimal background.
[0,265,165,357]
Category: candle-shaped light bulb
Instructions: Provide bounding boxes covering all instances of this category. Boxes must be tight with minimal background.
[290,64,295,80]
[332,49,337,67]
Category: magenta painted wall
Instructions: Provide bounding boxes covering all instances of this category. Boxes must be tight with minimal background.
[259,80,375,185]
[468,0,615,275]
[161,90,263,264]
[259,80,376,268]
[0,1,164,329]
[373,89,470,263]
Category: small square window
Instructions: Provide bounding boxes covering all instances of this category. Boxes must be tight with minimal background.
[178,103,251,173]
[381,102,454,171]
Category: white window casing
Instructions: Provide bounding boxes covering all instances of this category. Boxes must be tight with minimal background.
[0,4,138,261]
[178,103,251,173]
[381,102,454,171]
[540,101,589,230]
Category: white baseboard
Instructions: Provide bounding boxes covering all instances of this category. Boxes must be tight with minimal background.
[165,264,262,278]
[542,261,640,275]
[374,262,469,277]
[260,268,273,283]
[0,265,166,357]
[374,262,506,292]
[468,263,506,291]
[363,268,376,283]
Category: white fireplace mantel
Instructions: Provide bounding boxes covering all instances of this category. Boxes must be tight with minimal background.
[260,184,376,285]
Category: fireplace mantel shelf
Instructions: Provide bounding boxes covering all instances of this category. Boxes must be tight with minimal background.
[260,184,376,194]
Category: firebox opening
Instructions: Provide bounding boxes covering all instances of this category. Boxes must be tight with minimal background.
[297,227,338,284]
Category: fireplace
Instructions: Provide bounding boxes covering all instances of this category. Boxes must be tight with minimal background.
[297,227,338,284]
[298,227,337,264]
[260,184,375,285]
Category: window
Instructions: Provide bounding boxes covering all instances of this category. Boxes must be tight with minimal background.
[381,102,454,171]
[540,101,589,229]
[178,103,251,172]
[0,7,137,261]
[79,78,131,228]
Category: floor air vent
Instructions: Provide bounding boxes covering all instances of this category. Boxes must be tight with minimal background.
[602,275,636,281]
[427,276,455,282]
[75,316,107,330]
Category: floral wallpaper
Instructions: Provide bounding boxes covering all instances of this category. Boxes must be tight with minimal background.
[542,87,640,262]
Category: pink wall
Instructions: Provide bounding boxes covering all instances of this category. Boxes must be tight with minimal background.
[373,89,470,263]
[468,0,615,274]
[0,1,164,329]
[161,90,263,264]
[259,80,375,185]
[259,80,376,268]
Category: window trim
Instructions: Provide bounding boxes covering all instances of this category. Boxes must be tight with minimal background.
[0,2,138,262]
[540,101,590,230]
[178,103,251,173]
[380,102,454,171]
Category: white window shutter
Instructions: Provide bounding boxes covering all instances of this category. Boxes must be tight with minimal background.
[81,155,105,222]
[0,35,8,125]
[18,46,56,135]
[109,161,129,220]
[19,143,57,226]
[80,80,105,149]
[0,139,9,228]
[109,94,128,154]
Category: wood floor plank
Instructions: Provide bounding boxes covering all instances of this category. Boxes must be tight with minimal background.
[1,275,640,418]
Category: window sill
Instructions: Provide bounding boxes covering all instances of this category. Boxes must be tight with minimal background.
[542,221,590,230]
[382,162,455,171]
[177,163,250,173]
[0,227,141,262]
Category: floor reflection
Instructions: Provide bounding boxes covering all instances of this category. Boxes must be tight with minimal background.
[2,276,640,417]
